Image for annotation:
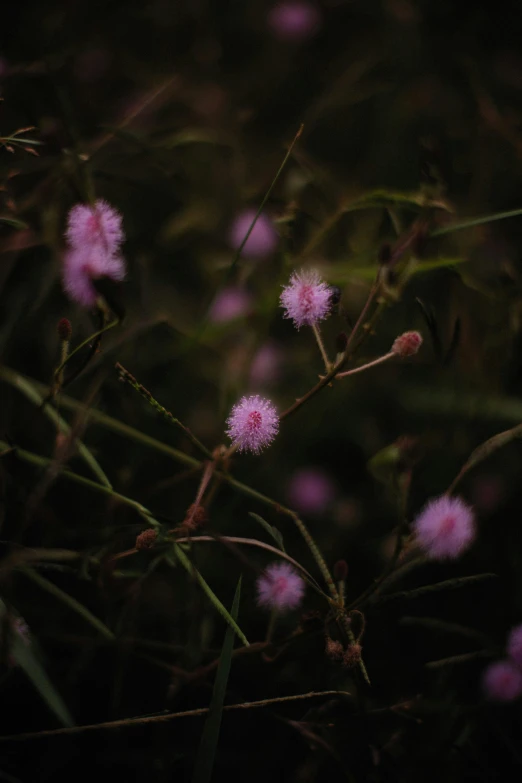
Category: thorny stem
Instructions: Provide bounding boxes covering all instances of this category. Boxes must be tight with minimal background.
[116,363,214,460]
[311,323,331,371]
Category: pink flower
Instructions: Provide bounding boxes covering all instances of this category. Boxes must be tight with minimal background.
[208,287,252,323]
[256,562,305,611]
[63,244,126,308]
[287,467,335,514]
[249,342,283,388]
[507,625,522,669]
[391,331,423,358]
[268,2,321,43]
[66,200,124,253]
[482,660,522,702]
[412,494,476,560]
[226,395,279,454]
[228,208,278,259]
[280,268,333,329]
[63,200,126,307]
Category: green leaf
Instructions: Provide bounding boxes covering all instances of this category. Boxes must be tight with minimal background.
[173,544,249,646]
[0,601,74,728]
[367,443,401,485]
[248,512,286,552]
[0,216,28,229]
[341,189,453,214]
[377,573,497,604]
[431,207,522,237]
[192,578,242,783]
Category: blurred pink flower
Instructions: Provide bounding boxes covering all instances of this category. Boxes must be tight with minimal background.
[226,394,279,454]
[412,494,475,560]
[257,562,305,611]
[507,625,522,669]
[280,268,333,329]
[208,287,252,323]
[482,660,522,702]
[63,200,126,307]
[287,467,335,514]
[249,342,283,388]
[63,245,126,307]
[228,208,278,258]
[66,200,124,253]
[268,1,321,42]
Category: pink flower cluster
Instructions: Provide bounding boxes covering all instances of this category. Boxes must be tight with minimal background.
[256,561,305,611]
[62,199,126,307]
[482,625,522,702]
[412,494,476,560]
[226,395,279,454]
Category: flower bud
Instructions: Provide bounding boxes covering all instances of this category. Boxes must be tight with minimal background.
[57,317,72,341]
[391,330,423,358]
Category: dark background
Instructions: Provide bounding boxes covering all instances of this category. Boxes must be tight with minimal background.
[1,1,522,780]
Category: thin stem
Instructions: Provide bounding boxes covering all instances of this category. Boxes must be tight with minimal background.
[430,207,522,237]
[53,318,119,383]
[344,278,380,353]
[0,691,352,741]
[228,124,303,276]
[285,511,339,601]
[116,363,213,460]
[336,352,394,379]
[311,323,331,371]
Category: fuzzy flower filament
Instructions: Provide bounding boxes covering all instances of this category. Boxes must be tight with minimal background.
[256,562,305,611]
[280,269,333,329]
[412,494,476,560]
[226,395,279,454]
[63,199,126,307]
[482,660,522,702]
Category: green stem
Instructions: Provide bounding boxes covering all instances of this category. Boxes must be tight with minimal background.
[116,363,213,460]
[54,318,119,382]
[430,207,522,237]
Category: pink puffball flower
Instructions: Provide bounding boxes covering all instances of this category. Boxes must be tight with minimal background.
[482,660,522,702]
[226,395,279,454]
[63,200,126,307]
[208,287,252,323]
[280,268,333,329]
[256,561,305,611]
[287,467,335,515]
[507,625,522,669]
[268,2,321,43]
[412,494,476,560]
[65,200,124,253]
[228,208,278,259]
[62,244,126,308]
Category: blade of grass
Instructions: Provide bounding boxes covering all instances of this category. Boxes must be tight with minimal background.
[430,207,522,237]
[3,368,112,488]
[192,577,242,783]
[248,513,286,552]
[21,567,115,641]
[172,544,249,647]
[0,601,74,728]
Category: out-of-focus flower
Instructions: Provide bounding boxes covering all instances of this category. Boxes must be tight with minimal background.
[226,395,279,454]
[63,245,126,307]
[228,208,278,259]
[249,342,283,388]
[62,200,126,307]
[280,268,333,329]
[66,200,124,253]
[391,330,423,358]
[208,287,252,323]
[287,467,335,514]
[412,494,475,560]
[507,625,522,669]
[268,1,321,42]
[256,562,305,611]
[482,660,522,702]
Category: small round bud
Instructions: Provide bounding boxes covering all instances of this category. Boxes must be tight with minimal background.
[333,559,348,581]
[136,529,158,550]
[57,317,72,341]
[335,332,348,354]
[183,504,207,530]
[391,330,423,358]
[325,637,344,661]
[343,643,362,668]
